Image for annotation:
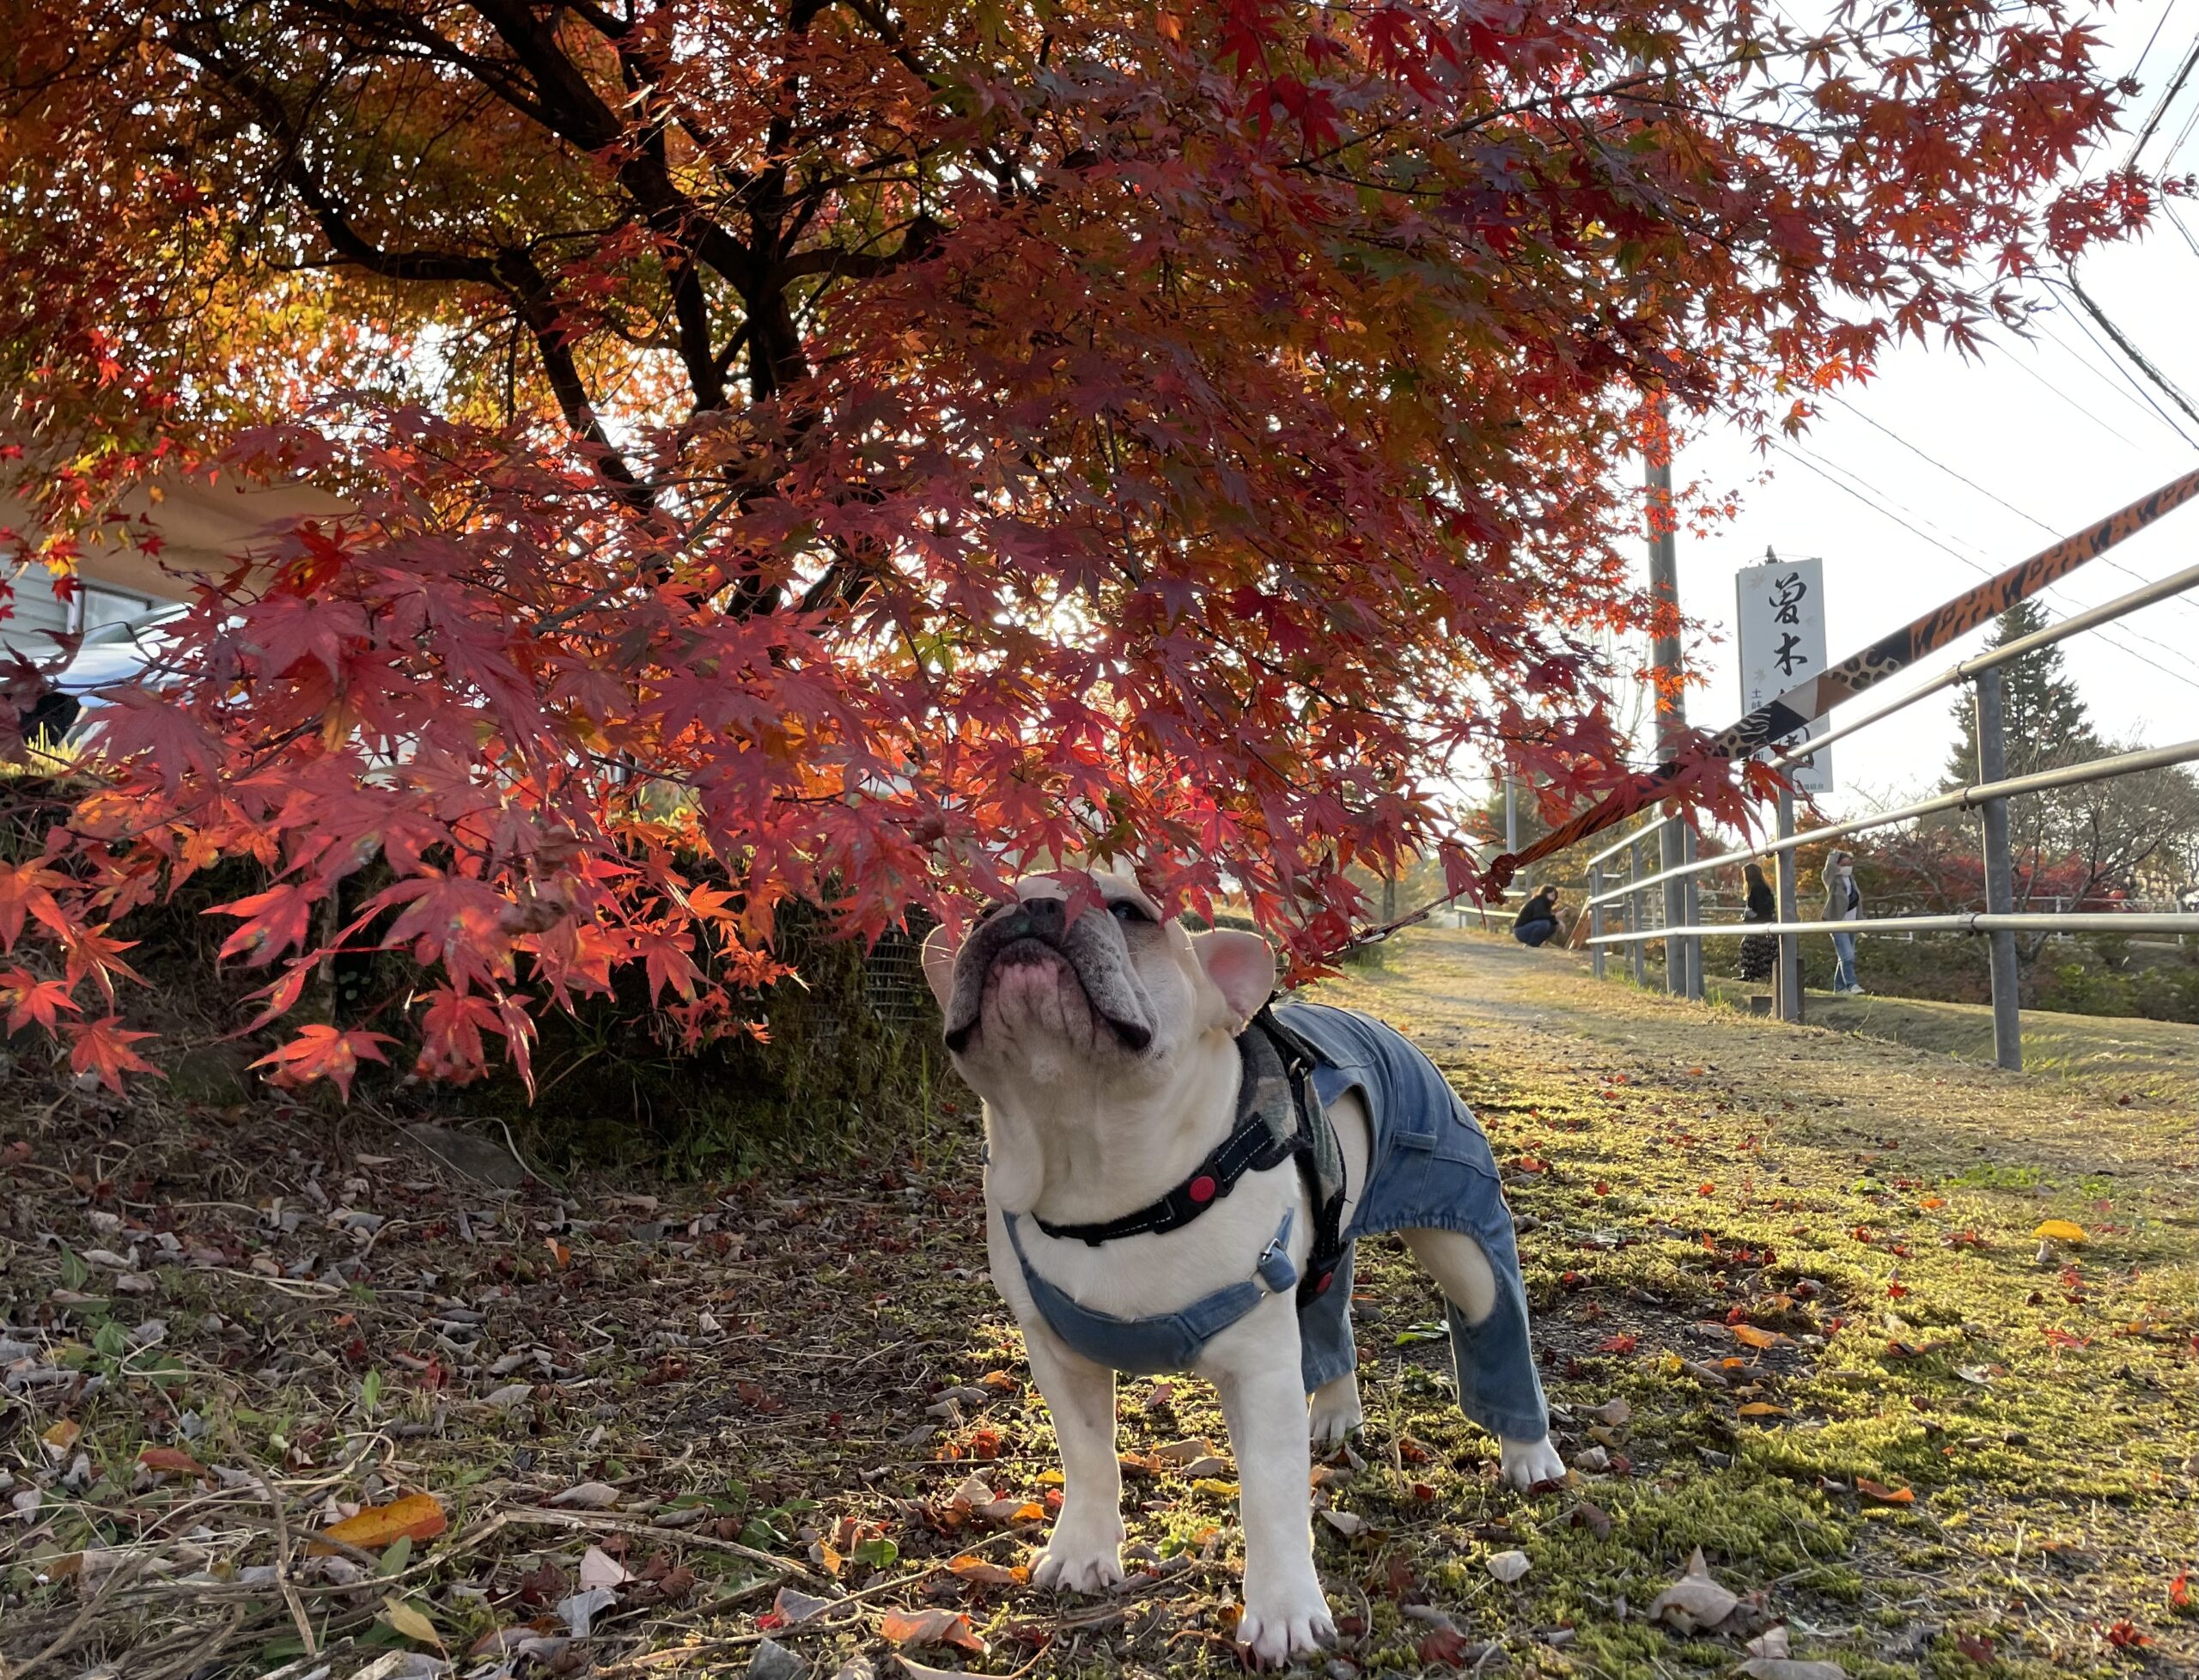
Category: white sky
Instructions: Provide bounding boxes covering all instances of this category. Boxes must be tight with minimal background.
[1660,0,2199,825]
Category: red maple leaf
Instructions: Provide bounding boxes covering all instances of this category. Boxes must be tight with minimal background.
[0,861,71,950]
[63,1016,162,1095]
[215,883,322,966]
[0,968,79,1035]
[249,1024,395,1101]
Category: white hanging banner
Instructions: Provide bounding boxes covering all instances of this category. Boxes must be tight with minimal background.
[1736,554,1833,793]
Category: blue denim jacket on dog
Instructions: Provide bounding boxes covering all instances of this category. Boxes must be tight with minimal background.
[1003,1000,1548,1445]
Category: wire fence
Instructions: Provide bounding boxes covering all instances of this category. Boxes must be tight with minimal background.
[1576,558,2199,1068]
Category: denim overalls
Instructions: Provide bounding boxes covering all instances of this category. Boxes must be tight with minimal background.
[1003,1001,1548,1446]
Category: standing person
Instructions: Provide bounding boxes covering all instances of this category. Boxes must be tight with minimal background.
[1512,884,1562,948]
[1821,849,1864,994]
[1737,861,1777,983]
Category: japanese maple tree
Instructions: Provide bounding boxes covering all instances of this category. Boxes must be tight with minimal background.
[0,0,2153,1089]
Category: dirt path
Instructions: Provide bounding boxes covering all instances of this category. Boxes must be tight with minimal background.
[3,929,2191,1680]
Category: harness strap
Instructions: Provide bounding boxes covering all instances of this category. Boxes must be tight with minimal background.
[1007,1207,1300,1375]
[1032,1103,1292,1245]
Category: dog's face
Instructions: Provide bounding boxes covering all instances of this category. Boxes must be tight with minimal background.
[921,873,1276,1197]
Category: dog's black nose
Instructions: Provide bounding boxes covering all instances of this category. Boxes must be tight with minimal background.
[1003,898,1065,939]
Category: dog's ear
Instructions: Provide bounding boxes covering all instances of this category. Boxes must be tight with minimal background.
[1192,928,1276,1028]
[921,922,958,1010]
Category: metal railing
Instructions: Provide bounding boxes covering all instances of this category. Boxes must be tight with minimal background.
[1577,560,2199,1068]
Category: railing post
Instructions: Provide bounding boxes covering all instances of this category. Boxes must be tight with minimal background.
[1681,826,1703,1000]
[1974,668,2025,1071]
[1629,837,1648,986]
[1661,816,1685,995]
[1589,863,1606,980]
[1775,785,1800,1022]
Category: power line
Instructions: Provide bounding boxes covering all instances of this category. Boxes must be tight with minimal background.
[2057,271,2199,431]
[2128,30,2199,167]
[2042,298,2199,447]
[1996,340,2146,448]
[1770,440,2199,693]
[1824,393,2199,624]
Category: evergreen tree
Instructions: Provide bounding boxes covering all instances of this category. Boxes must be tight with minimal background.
[1944,600,2098,787]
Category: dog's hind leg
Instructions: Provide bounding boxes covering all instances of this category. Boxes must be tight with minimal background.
[1401,1227,1563,1491]
[1307,1372,1362,1448]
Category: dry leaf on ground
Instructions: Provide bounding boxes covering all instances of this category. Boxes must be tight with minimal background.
[878,1607,987,1654]
[381,1598,442,1647]
[1485,1549,1531,1583]
[548,1480,620,1509]
[319,1491,448,1550]
[1648,1548,1739,1632]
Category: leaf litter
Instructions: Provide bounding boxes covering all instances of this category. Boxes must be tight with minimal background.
[1,927,2192,1676]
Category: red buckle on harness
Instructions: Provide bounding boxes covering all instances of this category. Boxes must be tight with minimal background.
[1188,1174,1218,1204]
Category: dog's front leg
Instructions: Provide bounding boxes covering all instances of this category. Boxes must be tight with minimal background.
[1020,1328,1128,1592]
[1207,1309,1335,1666]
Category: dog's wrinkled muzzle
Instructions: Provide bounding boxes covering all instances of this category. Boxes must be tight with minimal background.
[943,898,1157,1055]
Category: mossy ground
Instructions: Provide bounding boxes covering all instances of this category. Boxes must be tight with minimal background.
[2,928,2190,1678]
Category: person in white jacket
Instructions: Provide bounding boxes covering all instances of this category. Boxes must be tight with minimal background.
[1821,850,1863,995]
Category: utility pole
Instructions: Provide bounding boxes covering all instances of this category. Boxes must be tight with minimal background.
[1646,410,1692,997]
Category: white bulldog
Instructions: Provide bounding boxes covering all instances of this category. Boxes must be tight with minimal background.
[922,871,1562,1666]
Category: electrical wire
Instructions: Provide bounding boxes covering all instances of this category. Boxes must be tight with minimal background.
[2041,300,2199,446]
[2128,30,2199,167]
[1823,394,2199,625]
[1768,439,2199,694]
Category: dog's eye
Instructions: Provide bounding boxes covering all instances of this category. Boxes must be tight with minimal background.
[1107,899,1151,925]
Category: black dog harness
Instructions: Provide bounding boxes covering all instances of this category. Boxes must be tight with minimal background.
[1028,1007,1349,1308]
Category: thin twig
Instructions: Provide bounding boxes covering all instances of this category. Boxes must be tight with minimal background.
[9,1556,142,1680]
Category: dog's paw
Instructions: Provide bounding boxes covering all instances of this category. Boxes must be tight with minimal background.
[1307,1376,1363,1450]
[1498,1433,1566,1491]
[1031,1526,1127,1594]
[1237,1575,1336,1668]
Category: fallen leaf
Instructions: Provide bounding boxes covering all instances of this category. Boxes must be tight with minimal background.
[947,1472,992,1509]
[1955,1633,1995,1664]
[548,1480,620,1509]
[1731,1324,1794,1351]
[1191,1477,1240,1500]
[1648,1547,1738,1632]
[1152,1436,1224,1466]
[41,1420,81,1452]
[1587,1397,1633,1426]
[1570,1500,1613,1539]
[1485,1549,1531,1583]
[1955,1365,1994,1385]
[768,1586,836,1626]
[579,1545,630,1589]
[1738,1403,1791,1419]
[1736,1662,1844,1679]
[138,1446,210,1478]
[1319,1508,1367,1537]
[1416,1627,1487,1667]
[945,1554,1026,1587]
[1747,1626,1792,1659]
[879,1607,986,1654]
[557,1586,618,1637]
[2032,1220,2086,1244]
[382,1598,442,1647]
[320,1491,448,1549]
[1855,1478,1915,1505]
